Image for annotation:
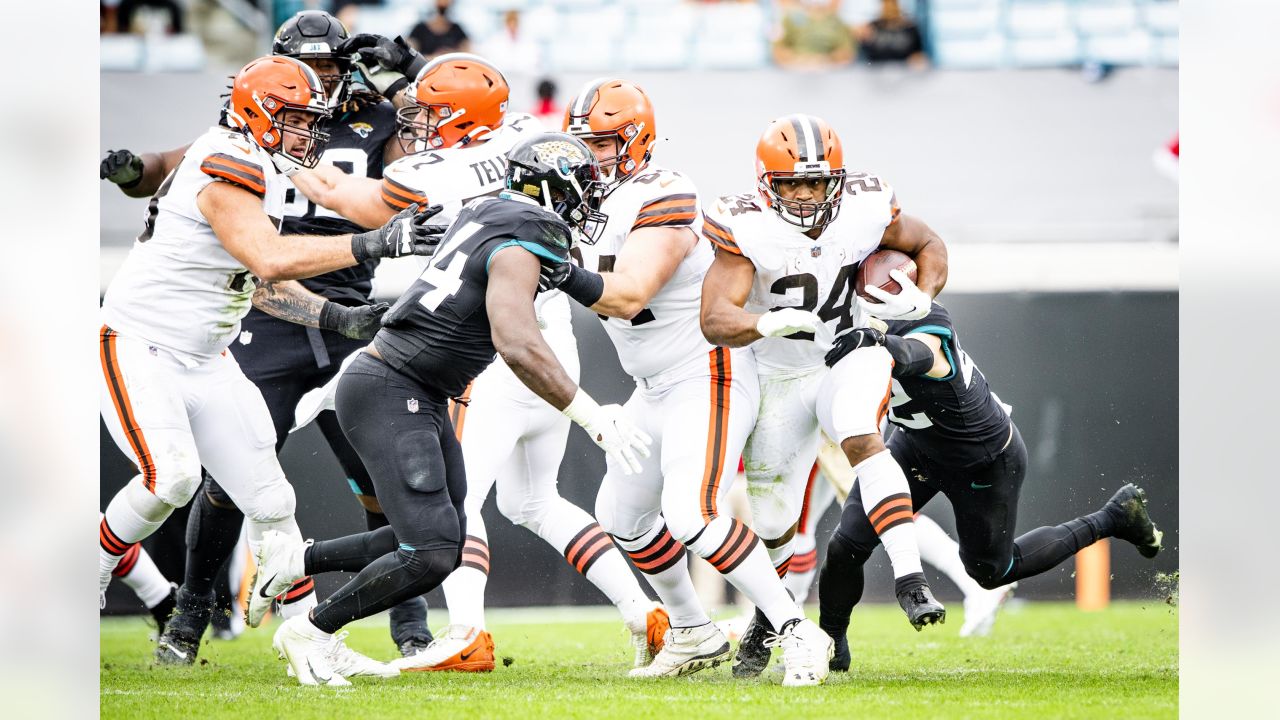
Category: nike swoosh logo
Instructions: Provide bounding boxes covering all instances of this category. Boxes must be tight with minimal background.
[257,572,279,598]
[307,658,333,684]
[660,178,676,188]
[159,642,187,660]
[971,482,993,490]
[460,648,478,661]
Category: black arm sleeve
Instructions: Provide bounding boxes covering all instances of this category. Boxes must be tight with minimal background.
[884,334,938,377]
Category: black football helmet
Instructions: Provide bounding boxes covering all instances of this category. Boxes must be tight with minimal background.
[504,132,608,245]
[272,10,352,107]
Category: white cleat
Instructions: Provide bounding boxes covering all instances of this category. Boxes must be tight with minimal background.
[390,624,495,672]
[960,583,1017,638]
[626,604,670,669]
[628,622,731,678]
[769,618,833,687]
[272,615,350,687]
[326,631,399,679]
[247,531,308,628]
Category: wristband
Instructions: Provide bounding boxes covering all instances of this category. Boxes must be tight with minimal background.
[317,301,345,333]
[561,389,601,426]
[559,263,605,307]
[885,335,937,377]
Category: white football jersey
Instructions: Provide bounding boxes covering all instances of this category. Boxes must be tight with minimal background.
[702,174,900,372]
[102,126,286,363]
[379,112,542,227]
[574,164,711,380]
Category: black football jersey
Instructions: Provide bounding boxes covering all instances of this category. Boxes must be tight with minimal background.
[885,302,1012,468]
[218,95,396,303]
[373,196,573,398]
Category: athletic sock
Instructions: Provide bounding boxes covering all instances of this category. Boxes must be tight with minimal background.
[784,532,820,605]
[686,516,801,632]
[182,479,244,597]
[613,521,707,628]
[100,479,174,593]
[114,543,173,608]
[817,531,872,637]
[1007,510,1112,582]
[914,514,986,599]
[855,450,923,579]
[443,531,491,630]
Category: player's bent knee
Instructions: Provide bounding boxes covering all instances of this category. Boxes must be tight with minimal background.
[239,477,297,522]
[396,546,460,592]
[160,462,204,508]
[827,529,876,564]
[841,434,886,467]
[962,554,1011,590]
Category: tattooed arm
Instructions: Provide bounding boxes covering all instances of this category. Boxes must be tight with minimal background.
[252,280,389,339]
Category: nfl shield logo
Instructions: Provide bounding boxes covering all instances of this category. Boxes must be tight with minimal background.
[407,398,419,413]
[811,246,822,257]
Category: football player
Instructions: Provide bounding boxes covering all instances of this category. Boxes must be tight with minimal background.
[699,114,949,677]
[251,133,653,686]
[540,79,833,686]
[101,10,441,661]
[97,55,437,666]
[817,304,1164,669]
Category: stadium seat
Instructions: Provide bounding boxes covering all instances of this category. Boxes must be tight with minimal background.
[1141,1,1179,35]
[1008,32,1081,68]
[1005,1,1071,39]
[931,3,1003,40]
[1083,28,1153,65]
[1074,1,1139,36]
[933,33,1007,69]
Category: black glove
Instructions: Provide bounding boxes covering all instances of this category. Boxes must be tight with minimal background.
[339,34,427,98]
[538,259,573,293]
[351,203,447,262]
[101,149,143,187]
[824,327,886,368]
[318,301,389,340]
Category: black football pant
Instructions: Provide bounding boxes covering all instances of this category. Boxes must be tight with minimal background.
[818,423,1118,636]
[181,311,429,643]
[308,353,467,634]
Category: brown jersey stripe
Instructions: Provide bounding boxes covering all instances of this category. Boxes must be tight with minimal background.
[202,153,266,182]
[702,217,740,253]
[201,157,266,197]
[384,176,428,204]
[638,193,697,213]
[632,210,698,231]
[382,188,414,210]
[100,327,157,492]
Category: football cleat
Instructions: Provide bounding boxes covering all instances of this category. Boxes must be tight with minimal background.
[155,587,215,666]
[628,604,669,668]
[897,582,946,631]
[272,615,350,687]
[960,582,1017,638]
[325,631,399,679]
[827,629,851,672]
[629,622,731,678]
[767,618,833,687]
[247,530,309,629]
[731,610,772,678]
[391,625,495,673]
[1104,484,1164,559]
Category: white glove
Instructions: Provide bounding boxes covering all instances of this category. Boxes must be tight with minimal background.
[857,269,932,321]
[755,308,823,338]
[562,392,653,475]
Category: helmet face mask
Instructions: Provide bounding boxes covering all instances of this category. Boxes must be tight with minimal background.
[761,167,846,230]
[504,133,610,247]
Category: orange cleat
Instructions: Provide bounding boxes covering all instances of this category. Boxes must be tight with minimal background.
[390,624,495,673]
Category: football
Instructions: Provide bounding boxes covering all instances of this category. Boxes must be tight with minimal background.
[855,248,918,302]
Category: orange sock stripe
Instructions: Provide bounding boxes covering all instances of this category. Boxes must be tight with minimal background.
[99,518,130,555]
[873,509,915,535]
[774,555,792,578]
[100,327,157,492]
[700,348,732,522]
[867,493,913,527]
[564,524,610,570]
[790,548,819,573]
[112,543,141,576]
[625,527,685,574]
[460,549,490,575]
[280,577,315,604]
[572,535,616,576]
[709,522,759,574]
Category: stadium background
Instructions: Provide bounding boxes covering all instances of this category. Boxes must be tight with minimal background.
[100,0,1177,613]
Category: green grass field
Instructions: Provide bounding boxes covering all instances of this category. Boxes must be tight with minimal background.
[101,601,1177,720]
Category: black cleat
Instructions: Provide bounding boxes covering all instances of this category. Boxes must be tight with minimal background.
[1105,483,1163,559]
[829,632,850,672]
[155,587,215,666]
[731,610,773,678]
[896,581,946,631]
[148,583,178,638]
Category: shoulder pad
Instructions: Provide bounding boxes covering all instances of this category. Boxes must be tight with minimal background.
[625,169,699,231]
[380,155,437,210]
[844,172,900,226]
[199,133,266,198]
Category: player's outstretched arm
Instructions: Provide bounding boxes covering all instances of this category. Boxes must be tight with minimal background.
[292,165,394,230]
[591,226,695,320]
[100,144,189,198]
[879,213,948,297]
[200,183,440,281]
[252,280,389,340]
[488,246,652,474]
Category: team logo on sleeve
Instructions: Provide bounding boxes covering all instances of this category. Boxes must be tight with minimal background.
[350,122,373,139]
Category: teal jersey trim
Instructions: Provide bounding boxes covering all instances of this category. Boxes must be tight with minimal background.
[485,239,563,273]
[346,478,362,495]
[905,324,956,382]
